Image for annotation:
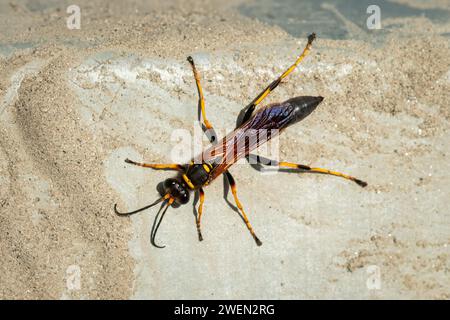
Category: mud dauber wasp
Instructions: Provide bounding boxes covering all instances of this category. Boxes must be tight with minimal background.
[115,33,367,248]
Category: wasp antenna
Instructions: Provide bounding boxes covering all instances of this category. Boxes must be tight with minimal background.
[114,196,164,216]
[150,198,174,248]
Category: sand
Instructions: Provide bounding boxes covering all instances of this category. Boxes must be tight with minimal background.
[0,0,449,299]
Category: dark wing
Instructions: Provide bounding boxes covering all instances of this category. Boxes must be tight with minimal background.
[197,99,306,182]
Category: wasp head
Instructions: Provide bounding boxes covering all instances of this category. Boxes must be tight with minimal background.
[163,178,190,205]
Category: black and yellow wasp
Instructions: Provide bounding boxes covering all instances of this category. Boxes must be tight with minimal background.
[114,33,367,248]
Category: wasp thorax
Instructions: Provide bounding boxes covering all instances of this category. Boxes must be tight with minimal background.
[163,178,190,204]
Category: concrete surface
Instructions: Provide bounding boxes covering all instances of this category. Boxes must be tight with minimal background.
[0,0,449,299]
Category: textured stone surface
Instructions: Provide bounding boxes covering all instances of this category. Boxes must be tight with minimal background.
[0,0,449,299]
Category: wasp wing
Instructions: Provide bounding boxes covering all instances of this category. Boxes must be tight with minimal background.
[196,100,304,182]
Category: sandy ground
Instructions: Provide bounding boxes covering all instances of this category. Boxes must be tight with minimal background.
[0,0,449,299]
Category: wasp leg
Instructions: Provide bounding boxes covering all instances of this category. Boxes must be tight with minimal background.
[187,55,211,129]
[124,158,184,171]
[224,171,262,246]
[248,154,367,187]
[187,56,220,146]
[196,187,205,242]
[278,161,368,187]
[237,33,316,127]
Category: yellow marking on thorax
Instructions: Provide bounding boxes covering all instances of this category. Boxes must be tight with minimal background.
[203,163,211,173]
[182,174,195,189]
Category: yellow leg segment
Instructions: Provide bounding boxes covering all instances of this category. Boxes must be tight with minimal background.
[278,161,367,187]
[251,33,316,108]
[125,158,184,171]
[225,172,262,246]
[196,188,205,241]
[187,56,213,130]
